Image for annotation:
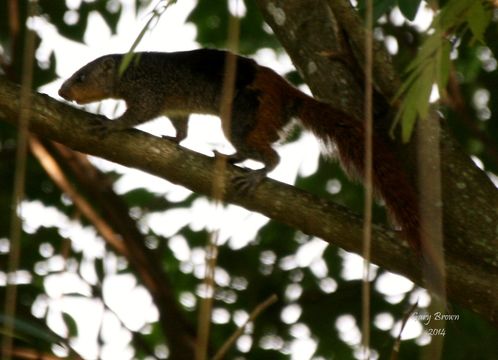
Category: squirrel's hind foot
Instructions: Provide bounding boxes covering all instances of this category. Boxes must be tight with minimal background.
[232,169,267,194]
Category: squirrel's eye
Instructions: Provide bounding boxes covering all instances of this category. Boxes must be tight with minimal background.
[76,73,86,83]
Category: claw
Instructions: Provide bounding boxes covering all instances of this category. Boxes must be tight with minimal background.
[232,170,267,194]
[162,134,183,144]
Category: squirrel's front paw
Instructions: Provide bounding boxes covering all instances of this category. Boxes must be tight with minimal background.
[162,134,183,144]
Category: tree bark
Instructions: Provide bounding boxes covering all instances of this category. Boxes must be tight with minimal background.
[1,75,498,326]
[256,0,498,315]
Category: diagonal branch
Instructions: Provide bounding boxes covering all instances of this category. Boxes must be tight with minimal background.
[29,138,128,255]
[1,76,498,326]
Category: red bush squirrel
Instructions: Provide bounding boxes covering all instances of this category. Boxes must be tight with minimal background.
[59,49,420,252]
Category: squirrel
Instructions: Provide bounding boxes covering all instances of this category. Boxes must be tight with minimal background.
[59,49,421,253]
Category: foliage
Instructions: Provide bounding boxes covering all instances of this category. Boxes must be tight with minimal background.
[1,0,498,359]
[392,0,493,141]
[358,0,423,21]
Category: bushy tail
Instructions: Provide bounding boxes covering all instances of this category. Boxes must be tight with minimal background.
[297,96,421,252]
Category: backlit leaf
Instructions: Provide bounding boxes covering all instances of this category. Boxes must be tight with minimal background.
[398,0,422,21]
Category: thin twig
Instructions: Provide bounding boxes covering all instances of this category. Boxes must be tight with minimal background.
[2,2,36,359]
[6,347,83,360]
[361,0,374,359]
[212,294,278,360]
[196,3,241,360]
[390,300,419,360]
[29,138,128,256]
[120,0,176,75]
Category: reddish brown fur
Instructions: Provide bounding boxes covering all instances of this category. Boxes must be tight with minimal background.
[249,67,290,139]
[250,66,421,251]
[298,98,421,251]
[242,67,292,171]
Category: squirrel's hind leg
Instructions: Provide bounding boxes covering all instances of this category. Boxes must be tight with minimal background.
[227,88,282,193]
[230,137,280,194]
[162,116,189,143]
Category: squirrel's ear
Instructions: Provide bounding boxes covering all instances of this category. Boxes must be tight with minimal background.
[101,57,116,73]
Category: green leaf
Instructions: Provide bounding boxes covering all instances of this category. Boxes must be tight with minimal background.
[436,0,473,31]
[437,40,451,95]
[0,314,64,345]
[415,65,434,120]
[406,34,442,73]
[467,0,492,43]
[95,257,106,282]
[92,0,122,35]
[62,312,79,337]
[187,0,278,54]
[396,58,434,141]
[392,51,432,102]
[34,50,57,88]
[397,0,422,21]
[38,0,124,43]
[398,101,418,142]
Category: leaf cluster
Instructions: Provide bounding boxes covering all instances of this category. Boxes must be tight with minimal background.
[392,0,493,140]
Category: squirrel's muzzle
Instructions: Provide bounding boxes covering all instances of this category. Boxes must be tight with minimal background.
[58,81,73,101]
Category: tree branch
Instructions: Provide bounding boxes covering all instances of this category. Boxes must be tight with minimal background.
[1,76,498,325]
[326,0,401,100]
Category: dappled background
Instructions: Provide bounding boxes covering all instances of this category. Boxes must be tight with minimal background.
[1,0,498,359]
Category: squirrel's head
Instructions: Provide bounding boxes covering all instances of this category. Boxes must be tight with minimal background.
[59,55,118,104]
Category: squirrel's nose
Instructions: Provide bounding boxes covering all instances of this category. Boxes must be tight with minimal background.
[58,82,70,100]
